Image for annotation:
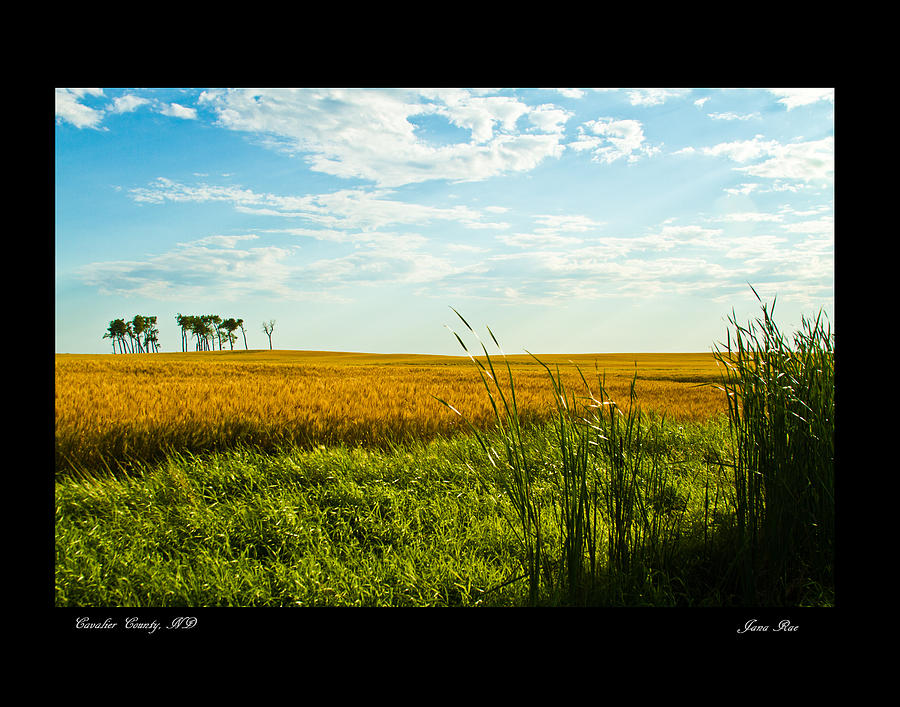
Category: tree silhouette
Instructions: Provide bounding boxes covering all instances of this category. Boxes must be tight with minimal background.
[176,313,192,352]
[210,314,224,350]
[103,316,160,353]
[132,315,146,353]
[173,313,248,352]
[103,319,128,353]
[237,318,248,349]
[143,315,160,352]
[123,320,136,353]
[221,318,240,350]
[103,312,263,354]
[191,316,208,351]
[262,319,276,350]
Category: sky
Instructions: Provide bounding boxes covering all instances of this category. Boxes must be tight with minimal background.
[54,87,834,355]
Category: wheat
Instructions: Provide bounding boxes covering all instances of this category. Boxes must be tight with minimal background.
[55,351,726,475]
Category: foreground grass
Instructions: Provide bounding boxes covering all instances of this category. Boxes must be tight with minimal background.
[57,416,767,607]
[56,433,522,607]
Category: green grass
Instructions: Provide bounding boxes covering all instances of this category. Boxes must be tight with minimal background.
[55,436,527,607]
[56,413,771,607]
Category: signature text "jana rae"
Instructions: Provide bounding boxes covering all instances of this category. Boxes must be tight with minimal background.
[737,619,799,634]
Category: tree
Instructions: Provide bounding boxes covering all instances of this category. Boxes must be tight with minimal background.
[210,314,224,350]
[176,313,192,352]
[262,319,276,350]
[199,315,218,351]
[237,318,248,350]
[103,319,127,353]
[132,315,146,353]
[178,313,246,352]
[143,315,160,352]
[123,320,136,353]
[221,318,240,350]
[104,316,160,353]
[191,316,209,351]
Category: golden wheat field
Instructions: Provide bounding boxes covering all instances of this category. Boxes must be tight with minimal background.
[55,349,728,474]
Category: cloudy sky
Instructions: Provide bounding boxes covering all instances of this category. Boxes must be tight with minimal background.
[55,87,834,355]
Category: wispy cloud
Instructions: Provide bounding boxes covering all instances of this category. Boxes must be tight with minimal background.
[533,214,606,233]
[708,111,760,121]
[683,134,833,184]
[699,134,781,163]
[129,178,510,232]
[77,235,306,301]
[768,88,834,110]
[735,137,833,182]
[497,233,584,248]
[626,88,691,106]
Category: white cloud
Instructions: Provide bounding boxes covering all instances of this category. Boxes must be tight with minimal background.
[723,235,788,259]
[158,102,198,120]
[724,183,760,195]
[695,134,834,184]
[708,111,760,121]
[713,212,784,223]
[301,232,476,286]
[568,135,604,152]
[700,134,780,163]
[626,88,690,106]
[185,234,260,248]
[427,89,531,143]
[77,234,303,301]
[57,89,201,128]
[80,227,488,302]
[446,243,489,253]
[476,216,828,302]
[55,88,106,129]
[497,233,584,248]
[768,88,834,110]
[494,213,606,249]
[533,214,606,233]
[538,254,745,291]
[736,137,833,182]
[197,88,568,187]
[554,88,585,99]
[576,118,659,164]
[129,177,510,232]
[110,94,151,114]
[650,225,724,250]
[527,104,573,133]
[780,215,834,235]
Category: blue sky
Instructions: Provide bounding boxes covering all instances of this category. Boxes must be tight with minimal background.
[55,87,834,355]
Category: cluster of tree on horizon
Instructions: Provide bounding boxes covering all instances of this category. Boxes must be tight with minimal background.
[102,316,160,354]
[176,314,249,352]
[102,314,276,353]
